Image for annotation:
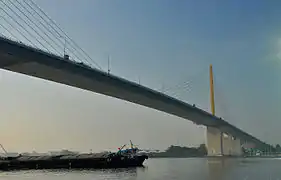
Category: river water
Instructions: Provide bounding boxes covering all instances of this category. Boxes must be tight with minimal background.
[0,158,280,180]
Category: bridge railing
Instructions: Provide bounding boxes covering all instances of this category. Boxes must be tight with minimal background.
[0,35,97,71]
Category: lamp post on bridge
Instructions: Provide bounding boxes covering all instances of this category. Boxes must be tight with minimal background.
[107,55,110,75]
[59,35,67,57]
[161,83,165,93]
[138,76,141,85]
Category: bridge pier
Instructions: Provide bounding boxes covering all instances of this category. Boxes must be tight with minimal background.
[206,127,223,156]
[206,127,242,156]
[222,134,242,156]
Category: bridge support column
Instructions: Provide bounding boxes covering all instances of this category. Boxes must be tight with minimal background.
[206,127,223,156]
[231,137,242,156]
[207,128,242,156]
[207,65,242,156]
[222,135,242,156]
[207,65,224,156]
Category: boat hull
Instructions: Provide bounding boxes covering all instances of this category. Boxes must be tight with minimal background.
[0,154,148,171]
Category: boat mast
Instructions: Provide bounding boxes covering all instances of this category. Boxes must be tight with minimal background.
[0,144,7,154]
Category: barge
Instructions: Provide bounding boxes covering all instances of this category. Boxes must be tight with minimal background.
[0,141,148,171]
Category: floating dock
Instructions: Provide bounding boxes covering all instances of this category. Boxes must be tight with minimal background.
[0,153,148,171]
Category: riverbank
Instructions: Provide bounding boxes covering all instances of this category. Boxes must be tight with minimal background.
[147,144,207,158]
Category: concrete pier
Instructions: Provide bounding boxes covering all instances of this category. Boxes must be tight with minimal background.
[207,127,242,156]
[206,127,223,156]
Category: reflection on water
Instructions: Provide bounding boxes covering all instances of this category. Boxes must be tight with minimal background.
[0,158,281,180]
[206,158,281,180]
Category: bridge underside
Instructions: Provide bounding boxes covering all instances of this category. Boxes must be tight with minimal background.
[0,37,268,151]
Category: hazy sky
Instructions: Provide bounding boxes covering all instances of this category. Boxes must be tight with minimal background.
[0,0,281,153]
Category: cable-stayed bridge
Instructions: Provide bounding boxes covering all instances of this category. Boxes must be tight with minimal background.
[0,0,269,156]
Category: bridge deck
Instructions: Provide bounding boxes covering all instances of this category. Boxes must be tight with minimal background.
[0,36,266,147]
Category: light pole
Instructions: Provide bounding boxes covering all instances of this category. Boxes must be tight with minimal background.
[107,55,110,74]
[60,35,67,56]
[63,37,67,56]
[161,83,165,93]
